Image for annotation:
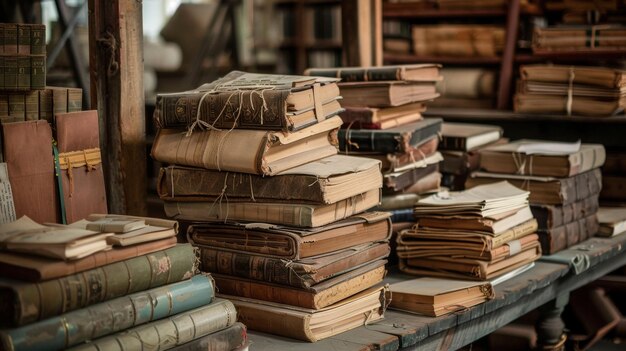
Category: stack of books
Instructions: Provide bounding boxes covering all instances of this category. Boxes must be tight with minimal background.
[412,25,505,57]
[397,181,541,280]
[466,139,606,254]
[533,24,626,53]
[601,151,626,205]
[514,65,626,117]
[0,23,45,92]
[0,215,246,351]
[152,71,391,342]
[439,122,504,191]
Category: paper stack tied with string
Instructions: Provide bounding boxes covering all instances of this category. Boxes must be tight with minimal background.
[150,70,392,342]
[466,139,606,255]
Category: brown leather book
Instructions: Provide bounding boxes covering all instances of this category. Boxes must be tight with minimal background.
[55,110,107,223]
[188,212,392,260]
[337,81,439,107]
[212,260,386,309]
[304,64,442,82]
[531,195,599,230]
[412,25,505,57]
[199,242,389,289]
[225,285,388,342]
[466,169,603,205]
[2,121,59,223]
[539,213,599,254]
[390,170,441,195]
[359,135,439,172]
[0,237,177,282]
[383,161,440,192]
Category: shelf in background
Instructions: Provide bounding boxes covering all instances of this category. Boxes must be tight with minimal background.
[424,107,626,124]
[382,3,542,18]
[517,50,626,62]
[274,0,341,6]
[384,53,502,65]
[280,39,342,50]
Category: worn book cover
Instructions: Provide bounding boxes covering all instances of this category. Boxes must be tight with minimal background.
[383,155,441,191]
[168,322,247,351]
[539,213,599,254]
[339,102,426,125]
[304,64,441,82]
[597,207,626,237]
[531,195,599,229]
[440,122,503,151]
[338,81,440,107]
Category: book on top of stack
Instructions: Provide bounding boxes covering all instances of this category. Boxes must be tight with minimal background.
[151,70,391,342]
[466,139,606,254]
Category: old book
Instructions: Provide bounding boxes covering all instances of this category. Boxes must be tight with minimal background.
[517,80,625,101]
[597,207,626,237]
[4,24,17,54]
[30,56,45,89]
[338,118,442,153]
[212,260,386,309]
[437,68,497,99]
[158,154,382,205]
[440,139,508,176]
[514,94,623,117]
[226,285,388,342]
[30,24,46,55]
[338,81,439,107]
[345,111,423,130]
[392,170,441,195]
[440,123,503,151]
[600,175,626,201]
[199,242,389,289]
[151,115,341,176]
[533,26,626,52]
[390,277,494,317]
[188,212,391,260]
[412,25,505,57]
[304,64,441,82]
[8,93,24,120]
[364,135,439,172]
[339,102,426,125]
[164,188,381,227]
[16,57,30,90]
[479,140,605,177]
[0,275,215,351]
[0,163,16,224]
[0,236,177,282]
[378,193,420,211]
[84,218,146,233]
[531,195,600,229]
[68,299,237,351]
[389,208,415,223]
[0,216,112,260]
[76,214,178,247]
[418,206,534,235]
[0,244,197,327]
[466,169,603,205]
[4,57,17,89]
[383,156,441,191]
[539,213,599,254]
[17,24,30,54]
[400,242,541,280]
[153,71,341,132]
[55,111,108,223]
[169,322,247,351]
[2,121,59,223]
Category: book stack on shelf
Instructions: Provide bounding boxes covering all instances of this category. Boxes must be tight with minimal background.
[0,24,46,94]
[151,71,391,342]
[0,215,246,351]
[601,152,626,205]
[466,140,606,254]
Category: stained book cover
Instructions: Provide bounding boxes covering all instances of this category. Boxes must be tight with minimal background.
[539,213,599,254]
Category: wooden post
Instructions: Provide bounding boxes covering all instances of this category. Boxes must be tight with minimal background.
[88,0,147,215]
[342,0,383,67]
[496,0,520,110]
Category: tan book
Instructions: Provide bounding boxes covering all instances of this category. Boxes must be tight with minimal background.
[514,93,623,117]
[520,65,626,89]
[224,285,389,342]
[151,116,342,176]
[340,103,426,125]
[0,216,112,260]
[164,188,381,227]
[390,277,494,317]
[418,206,534,235]
[440,122,503,151]
[479,140,606,178]
[304,64,442,82]
[338,81,439,107]
[83,218,146,233]
[72,214,179,247]
[597,207,626,237]
[412,25,505,57]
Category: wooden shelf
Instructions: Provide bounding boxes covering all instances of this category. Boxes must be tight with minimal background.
[383,3,542,18]
[384,53,502,65]
[424,107,626,124]
[280,39,342,50]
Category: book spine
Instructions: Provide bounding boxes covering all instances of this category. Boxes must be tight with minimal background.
[17,25,30,55]
[24,91,39,121]
[213,274,315,308]
[8,93,24,121]
[531,195,599,229]
[0,94,8,116]
[17,57,30,90]
[390,208,414,223]
[0,57,4,90]
[338,119,441,153]
[67,88,82,111]
[38,88,53,122]
[30,24,46,55]
[0,24,4,55]
[491,219,538,248]
[68,299,237,351]
[30,56,45,89]
[230,301,312,341]
[168,322,247,351]
[1,275,215,351]
[440,136,467,151]
[538,214,597,254]
[2,244,197,327]
[339,108,375,124]
[4,24,17,55]
[53,88,68,116]
[306,67,401,82]
[4,57,17,89]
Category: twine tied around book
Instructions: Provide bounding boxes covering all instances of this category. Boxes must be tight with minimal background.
[58,148,102,198]
[566,66,576,116]
[512,152,534,176]
[342,121,360,154]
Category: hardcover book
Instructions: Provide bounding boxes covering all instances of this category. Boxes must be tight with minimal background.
[338,81,440,107]
[304,64,441,82]
[539,213,599,254]
[440,122,503,151]
[73,214,178,247]
[339,102,426,125]
[383,154,441,191]
[169,322,247,351]
[531,195,600,229]
[514,94,623,117]
[597,207,626,237]
[365,136,439,172]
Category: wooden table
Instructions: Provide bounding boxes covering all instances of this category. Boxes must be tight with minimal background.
[247,234,626,351]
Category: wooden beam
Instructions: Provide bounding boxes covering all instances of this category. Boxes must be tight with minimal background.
[342,0,382,67]
[88,0,147,216]
[496,0,520,109]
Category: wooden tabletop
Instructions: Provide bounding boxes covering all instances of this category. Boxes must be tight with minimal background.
[247,234,626,351]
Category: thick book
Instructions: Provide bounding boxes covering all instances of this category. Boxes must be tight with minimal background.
[514,93,623,117]
[304,64,441,82]
[389,208,415,223]
[151,115,341,176]
[68,299,237,351]
[338,81,439,107]
[531,195,599,230]
[417,206,534,235]
[225,285,389,342]
[199,242,389,289]
[169,322,247,351]
[0,244,197,327]
[366,135,439,172]
[390,277,494,317]
[158,154,382,205]
[479,140,606,177]
[466,169,603,205]
[153,71,341,132]
[74,214,178,247]
[0,216,112,260]
[339,102,426,124]
[597,207,626,237]
[0,236,177,282]
[188,212,392,260]
[440,122,503,151]
[539,213,599,254]
[55,110,108,223]
[212,260,386,309]
[344,111,423,130]
[164,188,381,228]
[338,118,442,153]
[2,120,59,223]
[0,274,215,351]
[383,156,441,191]
[378,193,420,211]
[390,170,441,195]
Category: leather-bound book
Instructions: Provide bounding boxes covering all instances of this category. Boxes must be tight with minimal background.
[539,213,599,254]
[73,214,178,247]
[198,242,389,289]
[0,244,197,327]
[440,123,503,152]
[337,81,439,108]
[225,285,388,342]
[68,299,237,351]
[597,207,626,237]
[0,275,215,351]
[169,322,247,351]
[212,260,386,309]
[339,102,426,125]
[153,71,341,132]
[2,121,59,223]
[389,208,415,223]
[384,161,440,192]
[338,118,442,153]
[188,212,392,260]
[365,136,439,172]
[343,111,423,130]
[55,110,107,223]
[531,195,599,229]
[304,64,441,82]
[151,116,341,176]
[158,154,382,205]
[514,94,623,117]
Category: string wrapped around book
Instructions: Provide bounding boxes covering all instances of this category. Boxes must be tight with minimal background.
[58,148,102,197]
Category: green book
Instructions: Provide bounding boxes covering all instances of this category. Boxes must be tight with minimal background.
[17,57,30,90]
[30,56,46,89]
[30,24,46,55]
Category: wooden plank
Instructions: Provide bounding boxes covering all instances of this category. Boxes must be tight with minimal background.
[496,0,520,109]
[342,0,382,67]
[330,328,400,351]
[247,330,370,351]
[88,0,147,215]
